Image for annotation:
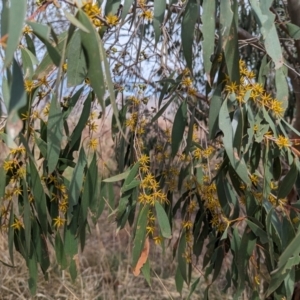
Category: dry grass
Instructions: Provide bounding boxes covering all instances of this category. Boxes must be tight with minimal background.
[0,210,233,300]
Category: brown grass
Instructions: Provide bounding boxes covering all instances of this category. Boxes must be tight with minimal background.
[0,209,233,300]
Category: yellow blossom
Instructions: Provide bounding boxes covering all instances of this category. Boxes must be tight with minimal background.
[182,220,193,230]
[23,25,32,35]
[270,99,285,118]
[225,82,239,94]
[181,77,193,88]
[275,135,291,149]
[146,225,155,235]
[193,148,201,160]
[88,138,98,150]
[53,216,66,228]
[11,218,23,230]
[141,10,153,20]
[106,14,119,26]
[83,2,101,18]
[24,80,34,93]
[88,121,98,133]
[153,236,162,245]
[10,146,26,155]
[250,174,259,185]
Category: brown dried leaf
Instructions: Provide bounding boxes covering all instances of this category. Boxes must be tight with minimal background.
[132,237,150,276]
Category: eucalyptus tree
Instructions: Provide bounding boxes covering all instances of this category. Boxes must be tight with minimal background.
[1,0,300,298]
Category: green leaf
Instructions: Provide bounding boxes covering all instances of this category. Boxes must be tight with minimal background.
[78,10,105,110]
[55,232,68,269]
[286,22,300,39]
[178,231,187,282]
[220,1,240,83]
[68,148,87,215]
[121,179,140,193]
[208,85,222,139]
[28,254,37,295]
[202,0,216,84]
[22,180,31,255]
[132,205,149,268]
[155,202,171,238]
[123,162,140,185]
[236,227,256,296]
[20,48,38,79]
[278,161,297,199]
[275,66,289,110]
[29,159,48,234]
[141,259,151,286]
[250,0,283,69]
[98,33,124,138]
[64,10,89,32]
[105,0,121,15]
[104,168,131,182]
[219,99,250,185]
[27,21,61,67]
[121,0,134,21]
[67,31,87,87]
[82,153,98,222]
[34,32,68,79]
[246,219,268,244]
[277,227,300,271]
[47,94,64,174]
[171,101,187,157]
[0,166,6,200]
[8,59,26,114]
[187,277,200,300]
[66,91,91,152]
[8,204,15,265]
[153,0,166,44]
[181,0,199,70]
[69,259,77,282]
[1,0,9,38]
[175,265,184,294]
[4,0,27,68]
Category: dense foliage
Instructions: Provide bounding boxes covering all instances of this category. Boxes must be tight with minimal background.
[2,0,300,298]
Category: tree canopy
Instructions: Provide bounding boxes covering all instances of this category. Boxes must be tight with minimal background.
[2,0,300,298]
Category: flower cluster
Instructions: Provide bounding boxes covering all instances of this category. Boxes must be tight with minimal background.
[225,60,285,118]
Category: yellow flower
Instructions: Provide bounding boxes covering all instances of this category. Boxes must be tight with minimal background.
[24,80,34,93]
[138,0,146,8]
[88,138,98,150]
[225,82,239,94]
[153,236,162,245]
[253,124,259,133]
[10,146,26,155]
[260,92,272,106]
[275,135,291,149]
[139,154,150,166]
[93,18,102,28]
[88,121,98,133]
[146,225,155,235]
[250,174,259,185]
[181,77,193,88]
[62,63,67,72]
[182,220,193,230]
[83,2,101,18]
[23,25,32,35]
[141,10,153,21]
[43,103,50,116]
[11,218,23,230]
[3,160,14,172]
[193,148,201,160]
[59,200,68,213]
[187,87,197,97]
[270,99,285,118]
[53,216,66,228]
[105,14,119,26]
